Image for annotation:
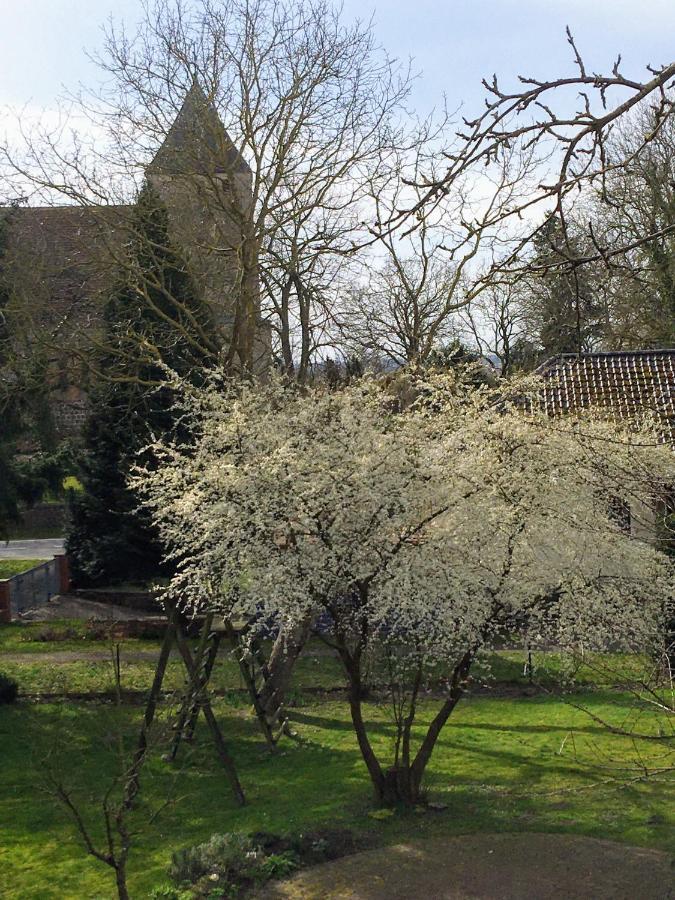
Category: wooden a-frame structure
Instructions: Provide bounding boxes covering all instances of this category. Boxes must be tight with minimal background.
[131,599,245,806]
[132,599,290,808]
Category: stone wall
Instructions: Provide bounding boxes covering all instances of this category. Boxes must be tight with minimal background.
[16,502,67,535]
[51,386,91,439]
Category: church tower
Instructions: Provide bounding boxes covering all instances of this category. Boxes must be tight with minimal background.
[147,81,265,371]
[0,82,267,444]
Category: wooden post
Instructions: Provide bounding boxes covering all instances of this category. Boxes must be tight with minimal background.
[126,601,245,809]
[54,554,71,594]
[174,626,245,806]
[225,621,278,751]
[183,632,221,745]
[0,581,11,623]
[123,608,177,809]
[168,613,215,761]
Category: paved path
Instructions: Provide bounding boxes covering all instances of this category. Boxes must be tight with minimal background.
[261,834,674,900]
[0,538,65,559]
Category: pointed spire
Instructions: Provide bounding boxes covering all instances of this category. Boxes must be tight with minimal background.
[148,80,250,177]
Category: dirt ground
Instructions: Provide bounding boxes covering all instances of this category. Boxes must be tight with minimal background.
[260,834,674,900]
[18,593,160,622]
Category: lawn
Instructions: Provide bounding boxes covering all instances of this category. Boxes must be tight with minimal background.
[4,523,64,540]
[0,559,48,579]
[0,624,673,899]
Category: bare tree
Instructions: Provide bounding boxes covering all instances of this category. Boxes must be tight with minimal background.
[339,137,533,367]
[341,248,461,369]
[403,31,675,287]
[40,643,177,900]
[2,0,428,380]
[458,282,529,376]
[586,104,675,348]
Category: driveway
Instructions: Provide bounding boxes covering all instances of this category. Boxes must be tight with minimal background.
[0,538,65,559]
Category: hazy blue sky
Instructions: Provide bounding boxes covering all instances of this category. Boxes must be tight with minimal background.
[2,0,675,117]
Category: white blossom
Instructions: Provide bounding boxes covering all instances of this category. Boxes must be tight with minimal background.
[134,371,673,663]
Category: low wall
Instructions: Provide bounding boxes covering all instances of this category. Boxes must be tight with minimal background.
[0,555,70,623]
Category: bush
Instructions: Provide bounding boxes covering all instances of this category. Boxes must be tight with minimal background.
[148,885,192,900]
[23,625,79,643]
[0,672,19,704]
[166,829,362,897]
[170,833,256,887]
[169,832,300,896]
[256,852,299,880]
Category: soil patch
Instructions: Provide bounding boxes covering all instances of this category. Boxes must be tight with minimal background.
[260,833,674,899]
[18,594,161,622]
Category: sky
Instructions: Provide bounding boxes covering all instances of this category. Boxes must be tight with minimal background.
[1,0,675,121]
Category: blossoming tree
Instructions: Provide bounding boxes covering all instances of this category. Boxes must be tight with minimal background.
[135,373,673,806]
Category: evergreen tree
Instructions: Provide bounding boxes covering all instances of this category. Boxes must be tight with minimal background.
[0,206,76,536]
[524,216,605,359]
[67,183,218,586]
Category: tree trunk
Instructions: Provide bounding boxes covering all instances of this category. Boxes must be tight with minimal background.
[293,272,311,384]
[278,276,295,376]
[339,635,474,807]
[114,863,130,900]
[408,651,473,796]
[340,649,386,800]
[257,617,312,724]
[379,764,422,806]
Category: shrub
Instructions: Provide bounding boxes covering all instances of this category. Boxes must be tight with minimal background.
[170,832,256,887]
[0,672,19,704]
[166,829,362,898]
[148,885,193,900]
[256,851,299,880]
[23,625,80,643]
[169,832,300,896]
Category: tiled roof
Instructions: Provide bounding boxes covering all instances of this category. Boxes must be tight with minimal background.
[537,350,675,444]
[0,204,129,330]
[148,81,250,177]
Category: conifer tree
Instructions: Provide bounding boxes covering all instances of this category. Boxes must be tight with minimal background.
[67,183,217,586]
[524,217,604,359]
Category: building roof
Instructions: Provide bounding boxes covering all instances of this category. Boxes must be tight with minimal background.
[0,204,130,329]
[537,350,675,443]
[147,81,250,177]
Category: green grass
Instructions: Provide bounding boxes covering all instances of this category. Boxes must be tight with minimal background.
[1,651,346,697]
[0,621,100,652]
[1,626,672,897]
[0,559,48,579]
[0,692,672,900]
[4,523,64,539]
[0,623,652,697]
[0,620,165,656]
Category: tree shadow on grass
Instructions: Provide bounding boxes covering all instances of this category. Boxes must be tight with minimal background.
[1,696,669,898]
[288,708,614,739]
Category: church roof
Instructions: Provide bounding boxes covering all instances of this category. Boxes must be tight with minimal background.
[537,349,675,444]
[147,81,250,177]
[0,204,130,328]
